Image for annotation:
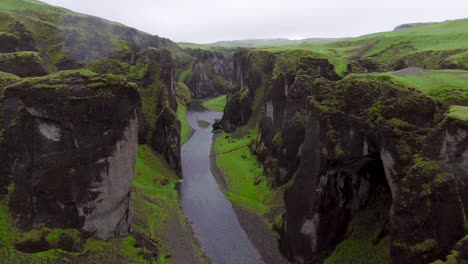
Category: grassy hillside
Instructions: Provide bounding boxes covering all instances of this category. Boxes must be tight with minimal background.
[0,0,187,71]
[387,69,468,105]
[213,130,284,217]
[257,19,468,74]
[180,37,347,50]
[202,95,227,112]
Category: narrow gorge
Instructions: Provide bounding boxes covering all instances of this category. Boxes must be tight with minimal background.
[0,1,467,264]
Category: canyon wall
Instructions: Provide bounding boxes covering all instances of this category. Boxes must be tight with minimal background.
[0,70,140,239]
[184,49,234,98]
[221,49,468,263]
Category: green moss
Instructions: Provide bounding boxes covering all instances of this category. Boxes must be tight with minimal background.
[213,130,281,216]
[87,59,130,75]
[272,132,283,148]
[175,81,192,106]
[324,199,390,264]
[410,239,439,255]
[202,95,227,112]
[333,144,345,159]
[387,70,468,105]
[448,105,468,121]
[177,103,192,145]
[178,70,191,82]
[25,69,97,84]
[44,229,80,246]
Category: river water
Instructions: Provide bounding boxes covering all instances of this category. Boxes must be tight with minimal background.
[180,109,264,264]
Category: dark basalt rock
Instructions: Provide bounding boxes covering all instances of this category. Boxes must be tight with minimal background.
[0,12,36,52]
[346,58,385,74]
[270,74,466,264]
[297,57,341,81]
[0,52,48,77]
[0,32,20,53]
[134,48,182,176]
[221,49,275,132]
[253,57,341,186]
[186,49,233,98]
[0,70,141,239]
[56,55,86,71]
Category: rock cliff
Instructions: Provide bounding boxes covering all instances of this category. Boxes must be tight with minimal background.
[185,49,233,98]
[0,70,141,240]
[222,49,468,263]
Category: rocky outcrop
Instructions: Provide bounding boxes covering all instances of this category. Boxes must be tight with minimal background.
[0,52,48,77]
[0,12,36,51]
[394,22,437,31]
[185,49,233,98]
[221,49,275,132]
[0,70,140,239]
[132,48,182,176]
[346,58,385,74]
[83,47,182,176]
[0,32,20,53]
[253,57,341,186]
[227,48,468,263]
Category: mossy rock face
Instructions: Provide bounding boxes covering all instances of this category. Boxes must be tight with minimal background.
[391,157,465,264]
[346,58,385,74]
[132,48,182,176]
[0,11,36,51]
[185,49,233,98]
[441,52,468,70]
[0,32,20,52]
[0,52,48,77]
[0,71,20,91]
[0,70,141,239]
[221,49,275,131]
[247,67,465,264]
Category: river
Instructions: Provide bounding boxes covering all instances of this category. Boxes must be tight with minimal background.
[180,108,264,264]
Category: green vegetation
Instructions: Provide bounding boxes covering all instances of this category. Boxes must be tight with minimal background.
[324,199,390,264]
[213,130,283,216]
[448,105,468,121]
[177,104,192,144]
[0,71,20,92]
[132,145,180,238]
[0,196,149,263]
[133,145,206,263]
[180,38,344,49]
[257,19,468,74]
[0,145,198,263]
[386,70,468,104]
[175,81,192,105]
[0,0,186,72]
[202,95,227,112]
[178,70,192,82]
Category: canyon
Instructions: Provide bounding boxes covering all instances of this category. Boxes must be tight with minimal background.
[0,0,467,263]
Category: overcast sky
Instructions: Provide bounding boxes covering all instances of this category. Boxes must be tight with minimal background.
[41,0,467,43]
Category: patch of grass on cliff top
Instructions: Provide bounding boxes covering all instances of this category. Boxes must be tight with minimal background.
[202,95,227,112]
[387,69,468,104]
[213,130,280,215]
[177,103,192,145]
[0,0,70,14]
[448,106,468,121]
[260,19,468,72]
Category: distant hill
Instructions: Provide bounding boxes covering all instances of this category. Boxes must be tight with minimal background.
[393,22,438,31]
[0,0,186,71]
[179,37,348,49]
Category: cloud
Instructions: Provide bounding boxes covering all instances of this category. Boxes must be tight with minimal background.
[41,0,468,43]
